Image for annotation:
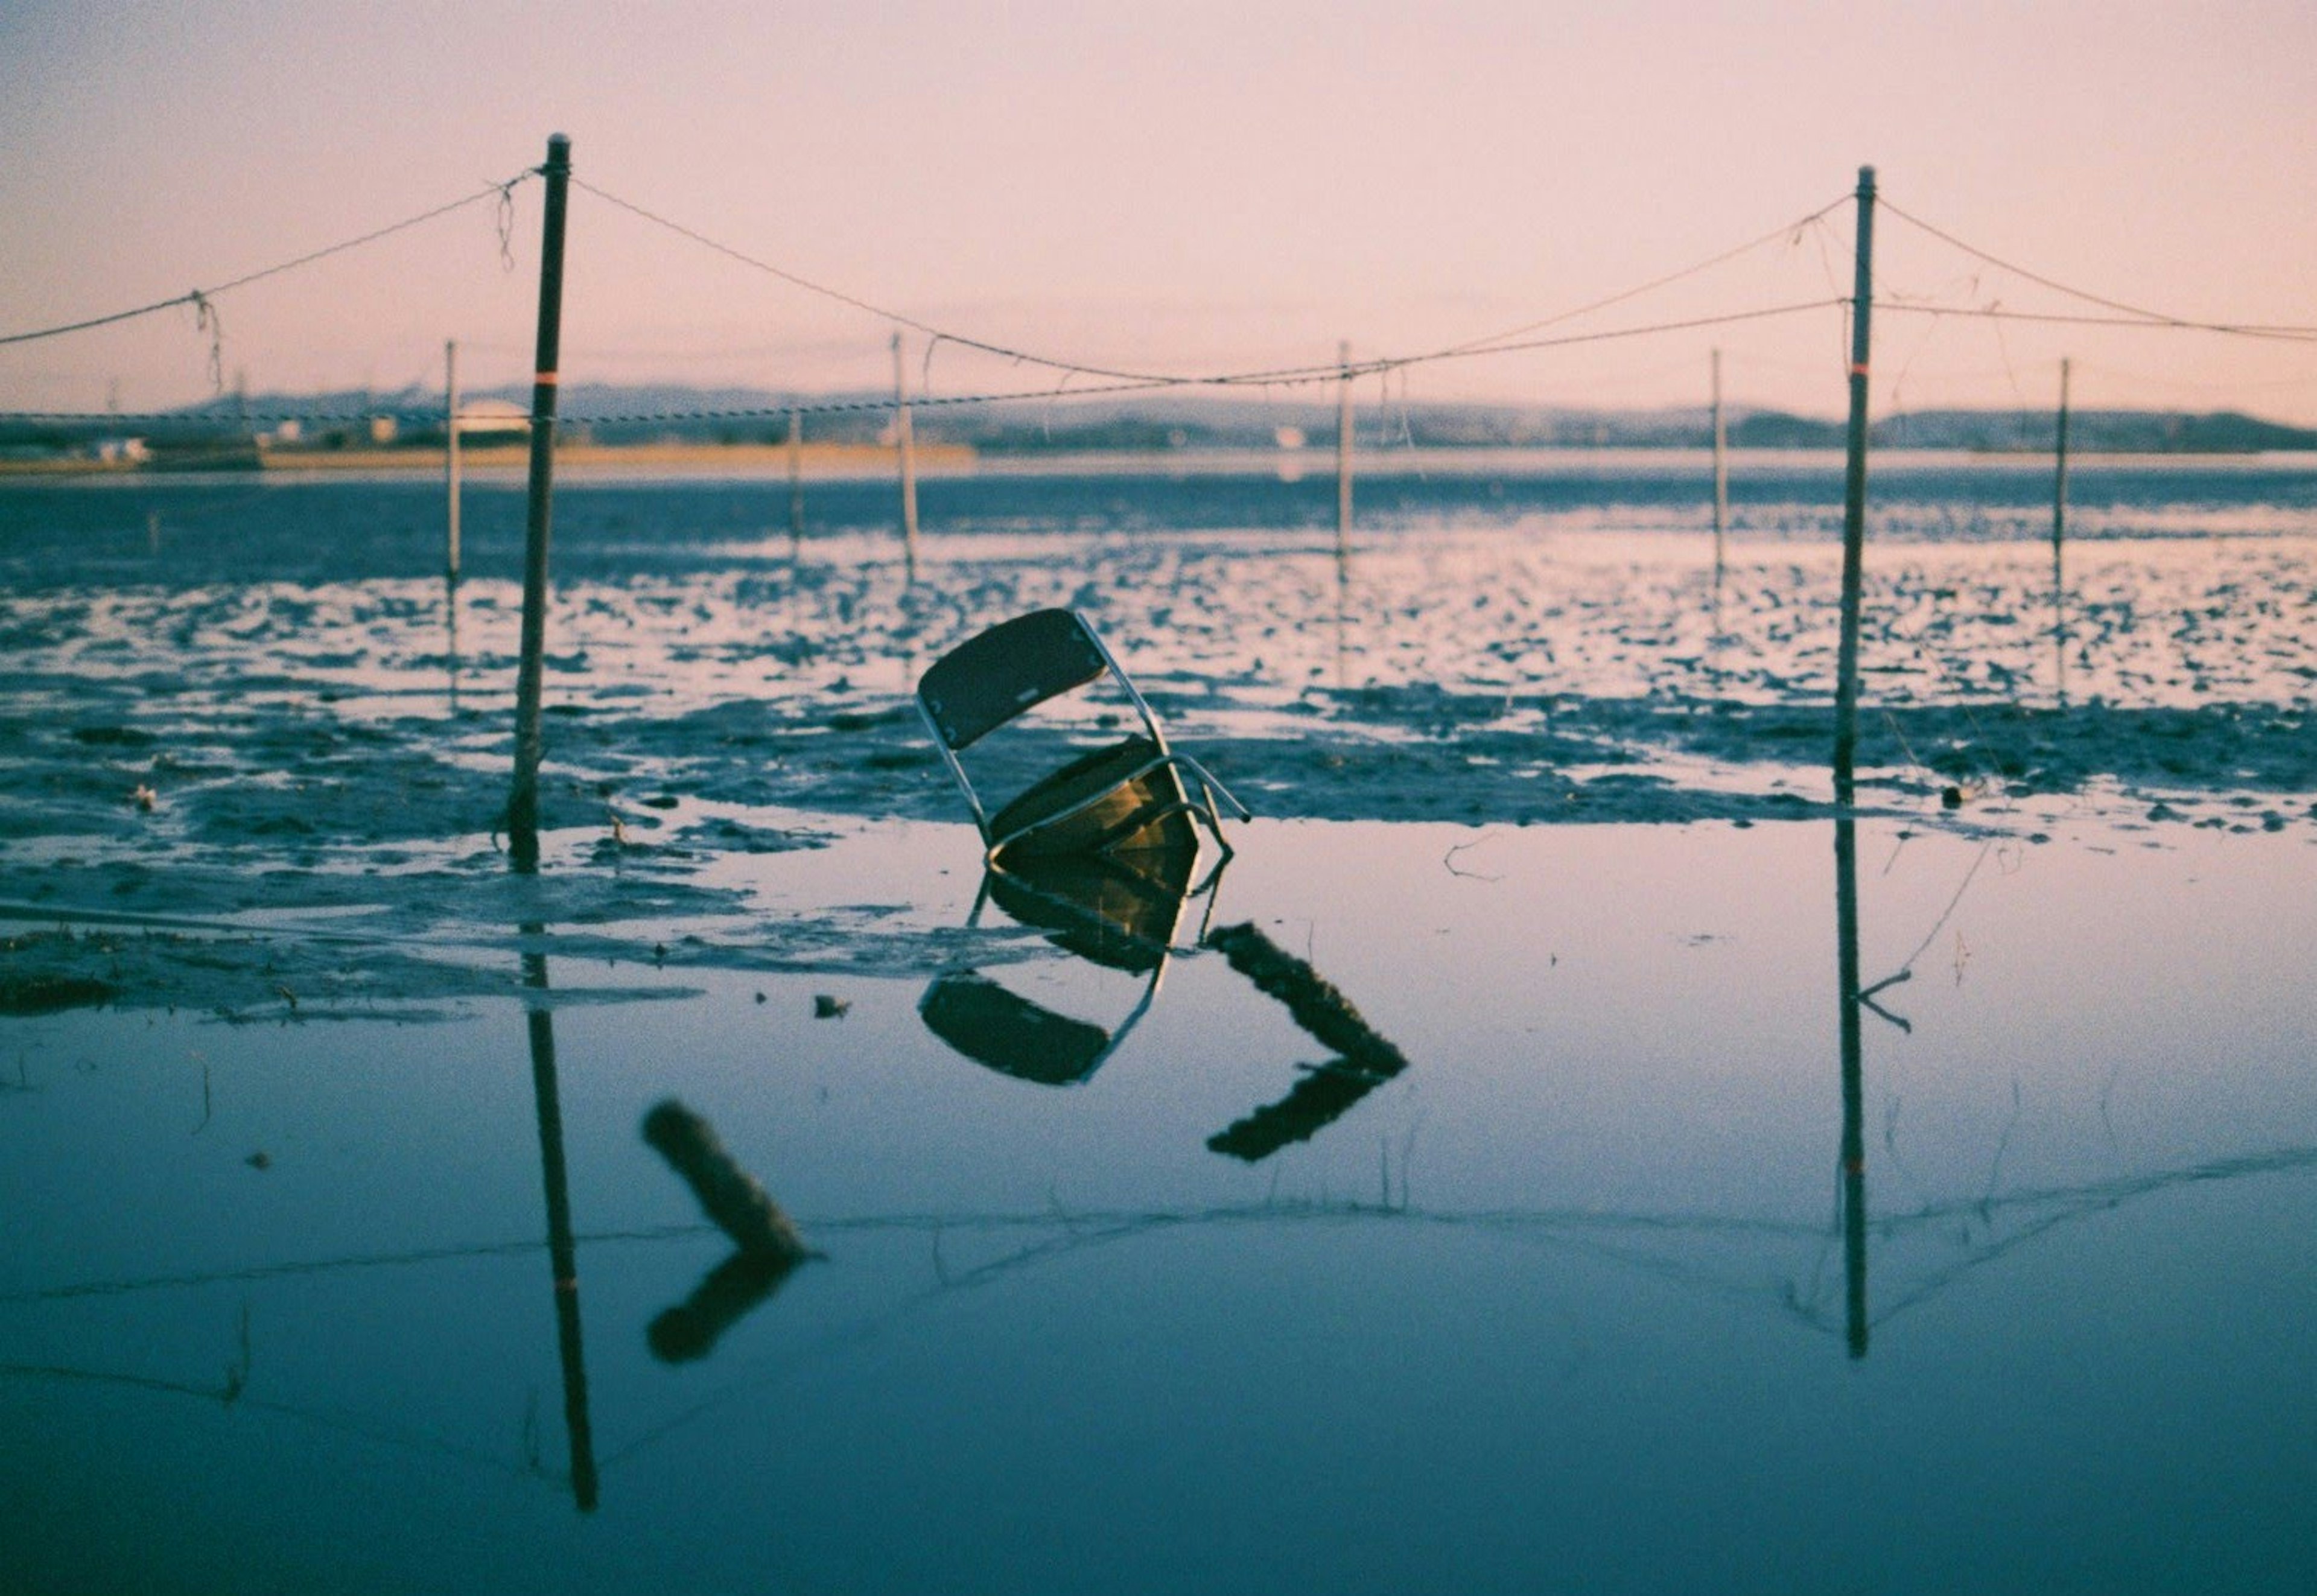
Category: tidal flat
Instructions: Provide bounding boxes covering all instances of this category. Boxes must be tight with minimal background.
[2,459,2313,1592]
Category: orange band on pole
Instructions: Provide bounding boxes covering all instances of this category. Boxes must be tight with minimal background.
[535,372,559,386]
[1848,363,1870,378]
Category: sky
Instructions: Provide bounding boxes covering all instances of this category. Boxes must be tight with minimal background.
[3,1,2314,425]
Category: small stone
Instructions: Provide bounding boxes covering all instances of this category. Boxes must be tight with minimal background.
[813,994,850,1019]
[246,1151,272,1171]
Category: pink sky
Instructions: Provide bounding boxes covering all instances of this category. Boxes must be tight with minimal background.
[4,1,2313,424]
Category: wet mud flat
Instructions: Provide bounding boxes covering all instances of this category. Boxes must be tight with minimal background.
[2,470,2313,1012]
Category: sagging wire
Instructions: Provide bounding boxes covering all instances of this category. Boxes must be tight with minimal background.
[0,297,1852,434]
[0,171,538,349]
[1425,191,1854,362]
[1880,302,2317,341]
[1878,198,2317,342]
[576,173,1855,395]
[573,176,1197,387]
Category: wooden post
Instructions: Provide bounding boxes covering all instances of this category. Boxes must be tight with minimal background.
[787,402,804,555]
[444,339,462,580]
[507,133,571,873]
[892,331,919,583]
[2052,357,2071,698]
[1831,165,1877,807]
[1711,347,1728,588]
[1335,342,1355,564]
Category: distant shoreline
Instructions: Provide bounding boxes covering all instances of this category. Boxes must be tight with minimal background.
[6,440,2316,480]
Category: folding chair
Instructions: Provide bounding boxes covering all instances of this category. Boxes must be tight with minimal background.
[915,608,1247,866]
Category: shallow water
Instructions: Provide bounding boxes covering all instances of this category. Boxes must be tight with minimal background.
[4,817,2315,1594]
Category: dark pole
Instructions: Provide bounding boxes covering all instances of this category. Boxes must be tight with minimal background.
[508,133,572,873]
[892,331,919,584]
[1831,165,1877,807]
[525,941,599,1510]
[1834,815,1869,1359]
[1335,340,1353,567]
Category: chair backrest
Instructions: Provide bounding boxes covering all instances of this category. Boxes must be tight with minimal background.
[917,608,1110,751]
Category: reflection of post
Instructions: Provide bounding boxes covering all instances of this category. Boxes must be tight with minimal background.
[1332,542,1350,692]
[444,574,462,716]
[1833,816,1869,1359]
[524,942,600,1511]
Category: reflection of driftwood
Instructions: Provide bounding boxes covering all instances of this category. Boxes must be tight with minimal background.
[648,1250,808,1363]
[1206,923,1409,1075]
[641,1100,813,1263]
[1204,923,1411,1162]
[1209,1060,1399,1162]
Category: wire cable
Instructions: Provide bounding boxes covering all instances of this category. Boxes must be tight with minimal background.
[1879,302,2317,341]
[0,297,1845,430]
[576,176,1855,393]
[1423,192,1853,360]
[1878,198,2317,342]
[0,171,539,349]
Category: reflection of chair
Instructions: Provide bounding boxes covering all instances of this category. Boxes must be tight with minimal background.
[917,608,1247,865]
[920,847,1216,1087]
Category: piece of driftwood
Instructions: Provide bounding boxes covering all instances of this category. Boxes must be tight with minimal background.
[1205,923,1410,1075]
[641,1099,814,1263]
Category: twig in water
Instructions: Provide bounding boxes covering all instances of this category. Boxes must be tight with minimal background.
[1444,832,1505,881]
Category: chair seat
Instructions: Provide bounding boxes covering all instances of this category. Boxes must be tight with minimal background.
[987,736,1199,863]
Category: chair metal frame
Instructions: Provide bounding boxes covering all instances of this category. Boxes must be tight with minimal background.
[915,608,1248,865]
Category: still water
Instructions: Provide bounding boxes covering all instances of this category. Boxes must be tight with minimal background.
[5,816,2313,1594]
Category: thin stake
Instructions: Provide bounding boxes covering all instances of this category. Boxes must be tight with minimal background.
[893,331,919,583]
[787,402,804,555]
[507,133,571,873]
[2052,355,2071,700]
[444,339,462,581]
[1335,340,1353,564]
[1832,165,1877,807]
[1711,347,1728,588]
